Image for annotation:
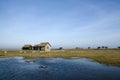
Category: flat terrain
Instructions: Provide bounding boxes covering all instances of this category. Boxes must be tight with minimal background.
[0,49,120,67]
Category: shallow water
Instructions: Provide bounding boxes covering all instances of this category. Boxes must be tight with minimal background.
[0,57,120,80]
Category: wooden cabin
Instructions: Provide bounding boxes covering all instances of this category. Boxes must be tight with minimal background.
[33,42,51,51]
[22,44,32,50]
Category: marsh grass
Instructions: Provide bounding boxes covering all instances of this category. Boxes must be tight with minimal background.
[0,50,120,67]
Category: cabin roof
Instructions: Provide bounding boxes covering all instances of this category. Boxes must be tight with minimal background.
[34,42,51,47]
[23,44,32,48]
[38,42,51,47]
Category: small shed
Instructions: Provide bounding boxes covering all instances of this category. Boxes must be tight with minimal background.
[22,44,32,50]
[33,42,51,51]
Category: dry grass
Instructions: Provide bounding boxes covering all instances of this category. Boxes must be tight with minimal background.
[0,49,120,67]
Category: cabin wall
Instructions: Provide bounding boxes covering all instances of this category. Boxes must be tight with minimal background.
[22,46,32,50]
[45,44,51,51]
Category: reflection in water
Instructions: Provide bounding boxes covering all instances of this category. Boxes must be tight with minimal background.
[0,57,120,80]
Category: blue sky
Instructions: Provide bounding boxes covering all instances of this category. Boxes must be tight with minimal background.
[0,0,120,49]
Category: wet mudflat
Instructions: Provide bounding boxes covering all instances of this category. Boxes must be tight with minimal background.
[0,57,120,80]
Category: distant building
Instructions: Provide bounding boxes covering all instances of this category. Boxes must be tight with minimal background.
[22,42,51,52]
[33,42,51,51]
[22,44,32,50]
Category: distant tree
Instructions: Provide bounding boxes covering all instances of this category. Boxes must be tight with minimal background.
[97,47,101,49]
[59,47,63,50]
[118,46,120,49]
[102,46,105,49]
[76,47,78,50]
[76,47,81,50]
[88,47,91,49]
[105,46,108,49]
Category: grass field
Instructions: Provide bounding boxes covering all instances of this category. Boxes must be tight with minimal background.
[0,49,120,67]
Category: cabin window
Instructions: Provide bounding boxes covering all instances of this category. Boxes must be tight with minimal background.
[47,47,49,49]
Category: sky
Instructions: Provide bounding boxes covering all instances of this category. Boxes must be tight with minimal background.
[0,0,120,49]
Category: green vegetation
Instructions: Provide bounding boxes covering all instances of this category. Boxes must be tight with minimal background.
[0,50,120,67]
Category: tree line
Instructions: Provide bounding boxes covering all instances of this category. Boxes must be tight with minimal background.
[75,46,120,50]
